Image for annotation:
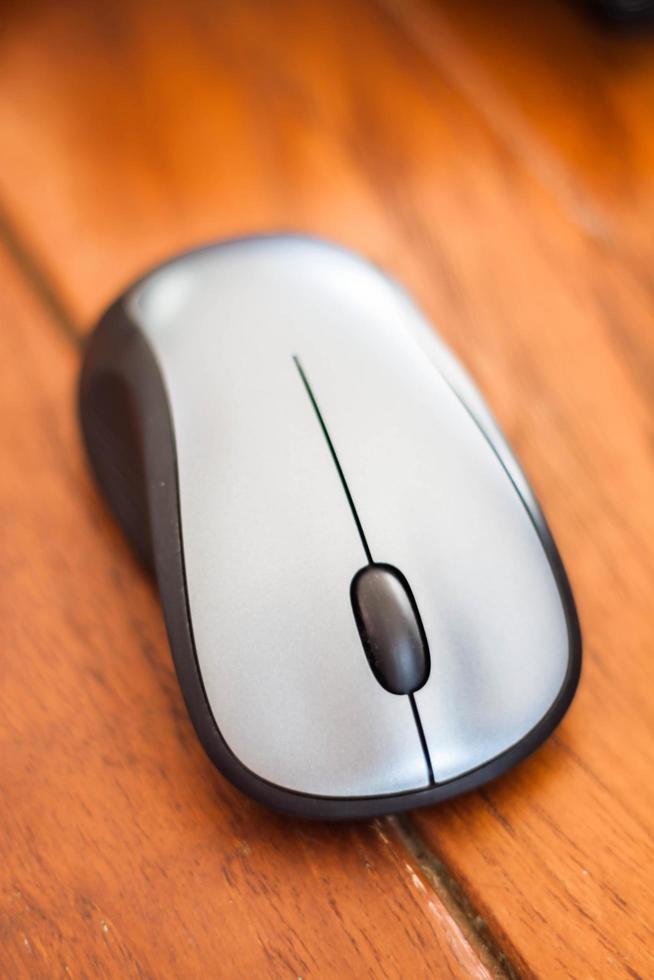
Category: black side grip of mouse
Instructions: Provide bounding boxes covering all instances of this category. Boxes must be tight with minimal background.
[79,347,153,571]
[79,297,582,820]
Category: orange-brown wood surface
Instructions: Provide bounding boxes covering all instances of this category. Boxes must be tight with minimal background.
[0,1,653,976]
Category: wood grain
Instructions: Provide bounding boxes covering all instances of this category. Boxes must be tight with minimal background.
[0,0,653,976]
[0,245,501,978]
[388,0,654,265]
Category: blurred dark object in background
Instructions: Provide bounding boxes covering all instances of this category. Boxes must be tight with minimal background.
[592,0,654,23]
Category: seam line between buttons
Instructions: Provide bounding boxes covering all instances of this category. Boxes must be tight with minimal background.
[292,354,436,787]
[293,354,373,564]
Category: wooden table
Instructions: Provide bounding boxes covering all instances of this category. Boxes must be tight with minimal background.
[1,1,653,976]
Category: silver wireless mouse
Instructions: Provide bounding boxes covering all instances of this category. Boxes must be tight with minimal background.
[79,234,581,819]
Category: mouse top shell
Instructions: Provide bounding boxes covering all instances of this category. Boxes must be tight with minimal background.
[79,235,581,819]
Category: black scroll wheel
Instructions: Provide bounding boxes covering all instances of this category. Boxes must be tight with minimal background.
[350,563,431,695]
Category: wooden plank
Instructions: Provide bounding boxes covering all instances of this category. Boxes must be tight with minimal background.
[372,3,654,975]
[381,0,654,403]
[384,0,654,268]
[0,245,499,978]
[0,0,653,975]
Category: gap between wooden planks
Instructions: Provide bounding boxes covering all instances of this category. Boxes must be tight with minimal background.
[0,0,653,975]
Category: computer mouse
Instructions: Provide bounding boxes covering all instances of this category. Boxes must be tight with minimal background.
[78,234,581,819]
